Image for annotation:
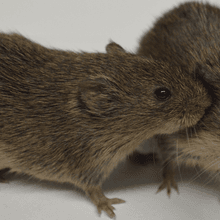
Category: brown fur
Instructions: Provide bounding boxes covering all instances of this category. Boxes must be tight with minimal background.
[0,33,211,217]
[105,41,126,54]
[136,1,220,192]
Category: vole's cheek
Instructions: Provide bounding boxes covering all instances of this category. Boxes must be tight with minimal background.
[160,121,182,134]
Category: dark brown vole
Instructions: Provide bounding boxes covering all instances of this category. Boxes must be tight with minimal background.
[0,33,211,218]
[136,1,220,194]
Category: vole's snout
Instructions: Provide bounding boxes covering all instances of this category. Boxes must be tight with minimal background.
[182,108,204,128]
[181,96,211,128]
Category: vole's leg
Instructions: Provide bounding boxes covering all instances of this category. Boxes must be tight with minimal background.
[157,161,179,197]
[0,168,10,183]
[85,186,125,218]
[156,134,179,196]
[129,151,178,196]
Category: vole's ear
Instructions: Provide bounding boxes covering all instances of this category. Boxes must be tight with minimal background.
[194,63,217,100]
[195,62,220,84]
[78,77,121,117]
[106,41,126,54]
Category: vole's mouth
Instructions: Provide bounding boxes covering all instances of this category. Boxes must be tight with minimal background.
[160,120,182,134]
[180,107,207,129]
[180,91,212,128]
[160,112,203,135]
[180,116,201,129]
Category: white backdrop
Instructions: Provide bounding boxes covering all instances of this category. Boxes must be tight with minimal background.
[1,0,220,219]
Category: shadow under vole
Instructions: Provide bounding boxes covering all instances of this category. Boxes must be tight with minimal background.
[3,160,220,204]
[0,33,211,218]
[136,1,220,194]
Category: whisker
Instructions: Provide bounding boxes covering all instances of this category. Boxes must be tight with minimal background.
[193,126,200,140]
[190,127,193,138]
[176,134,183,183]
[202,171,219,187]
[214,104,220,113]
[158,156,172,173]
[196,123,203,132]
[193,163,202,180]
[158,151,177,173]
[187,168,205,185]
[188,159,220,184]
[153,136,158,165]
[200,120,210,130]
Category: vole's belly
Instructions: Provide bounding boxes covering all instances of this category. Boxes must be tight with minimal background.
[0,140,94,189]
[0,138,137,189]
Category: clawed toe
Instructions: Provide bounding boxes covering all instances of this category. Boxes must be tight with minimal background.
[109,198,125,204]
[97,204,115,218]
[86,187,125,218]
[157,162,179,197]
[97,197,125,218]
[157,178,179,197]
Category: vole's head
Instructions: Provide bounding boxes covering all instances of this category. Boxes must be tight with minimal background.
[77,44,211,136]
[165,61,220,180]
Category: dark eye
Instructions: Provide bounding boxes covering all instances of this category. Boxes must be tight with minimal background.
[154,87,171,101]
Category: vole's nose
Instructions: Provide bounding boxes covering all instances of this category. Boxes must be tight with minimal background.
[182,95,211,127]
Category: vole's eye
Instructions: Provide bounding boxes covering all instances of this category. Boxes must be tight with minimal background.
[154,87,171,101]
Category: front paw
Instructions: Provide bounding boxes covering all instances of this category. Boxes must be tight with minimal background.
[156,176,179,197]
[86,186,125,218]
[96,197,125,218]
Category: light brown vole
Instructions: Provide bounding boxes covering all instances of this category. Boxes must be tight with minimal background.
[0,33,211,218]
[136,1,220,194]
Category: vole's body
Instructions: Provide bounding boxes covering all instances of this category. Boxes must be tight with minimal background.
[137,1,220,190]
[0,33,211,217]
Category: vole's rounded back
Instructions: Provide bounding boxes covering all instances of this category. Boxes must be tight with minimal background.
[0,33,211,217]
[137,2,220,185]
[138,2,220,71]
